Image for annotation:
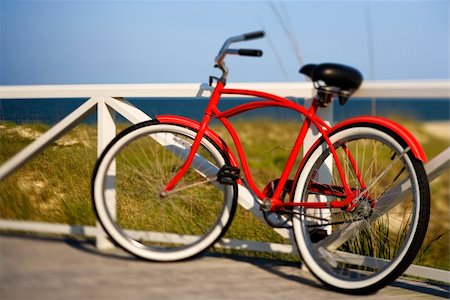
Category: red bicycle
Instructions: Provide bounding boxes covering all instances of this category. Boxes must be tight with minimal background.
[92,31,430,293]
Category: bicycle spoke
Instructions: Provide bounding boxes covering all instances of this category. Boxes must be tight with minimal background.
[93,123,237,261]
[161,176,218,197]
[293,125,428,292]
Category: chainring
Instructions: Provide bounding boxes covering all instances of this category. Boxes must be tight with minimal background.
[262,179,293,228]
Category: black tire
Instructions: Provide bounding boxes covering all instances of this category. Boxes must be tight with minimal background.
[292,124,430,294]
[92,120,238,261]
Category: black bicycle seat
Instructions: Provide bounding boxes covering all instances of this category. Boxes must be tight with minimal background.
[299,63,363,105]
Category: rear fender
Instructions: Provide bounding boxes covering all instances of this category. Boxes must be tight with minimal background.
[332,116,427,162]
[290,115,427,198]
[156,115,240,168]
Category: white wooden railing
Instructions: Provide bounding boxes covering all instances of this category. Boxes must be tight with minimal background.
[0,80,449,283]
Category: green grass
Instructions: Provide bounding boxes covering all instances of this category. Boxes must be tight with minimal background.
[0,122,97,225]
[388,117,450,270]
[0,118,448,269]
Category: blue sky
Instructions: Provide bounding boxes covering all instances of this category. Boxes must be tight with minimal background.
[1,0,449,85]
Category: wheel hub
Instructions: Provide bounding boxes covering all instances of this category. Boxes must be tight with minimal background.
[353,198,373,219]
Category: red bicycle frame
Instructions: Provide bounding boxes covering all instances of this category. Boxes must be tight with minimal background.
[161,80,365,211]
[158,28,427,211]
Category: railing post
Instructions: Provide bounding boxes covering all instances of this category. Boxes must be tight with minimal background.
[304,98,333,233]
[96,97,117,249]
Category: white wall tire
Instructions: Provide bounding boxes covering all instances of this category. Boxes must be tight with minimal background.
[92,121,237,261]
[292,125,430,293]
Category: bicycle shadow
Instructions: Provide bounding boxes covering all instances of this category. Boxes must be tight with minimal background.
[390,280,449,299]
[206,252,324,288]
[218,252,450,299]
[60,235,450,299]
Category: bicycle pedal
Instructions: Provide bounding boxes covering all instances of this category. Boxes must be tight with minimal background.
[217,165,240,185]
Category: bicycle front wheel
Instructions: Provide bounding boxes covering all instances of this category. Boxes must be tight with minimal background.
[92,120,237,261]
[292,124,430,294]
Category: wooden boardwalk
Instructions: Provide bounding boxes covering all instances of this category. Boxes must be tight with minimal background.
[1,234,448,299]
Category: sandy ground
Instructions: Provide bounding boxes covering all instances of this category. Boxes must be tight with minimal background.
[423,121,450,141]
[2,234,448,300]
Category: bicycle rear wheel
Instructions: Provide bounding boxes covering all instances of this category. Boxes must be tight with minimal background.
[92,120,237,261]
[292,124,430,293]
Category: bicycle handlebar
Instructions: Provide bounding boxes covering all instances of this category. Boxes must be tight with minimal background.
[243,31,265,41]
[226,49,263,57]
[238,49,263,57]
[215,30,265,67]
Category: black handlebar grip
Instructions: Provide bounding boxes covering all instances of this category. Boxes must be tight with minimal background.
[238,49,263,57]
[243,31,265,40]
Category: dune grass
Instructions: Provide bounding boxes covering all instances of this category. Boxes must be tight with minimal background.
[0,118,448,269]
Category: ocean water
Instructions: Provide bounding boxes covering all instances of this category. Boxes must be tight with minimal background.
[0,97,448,125]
